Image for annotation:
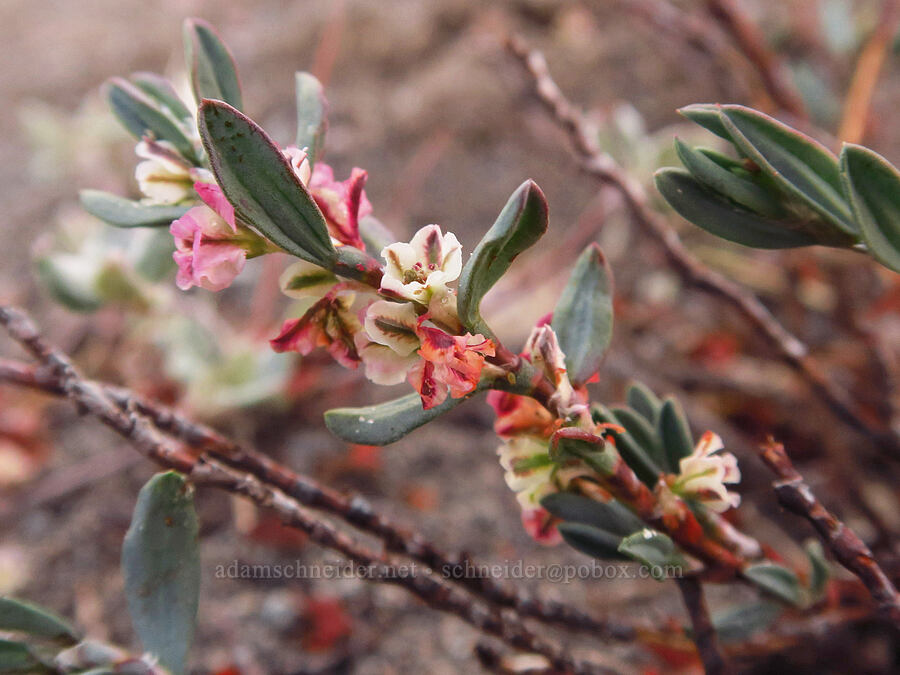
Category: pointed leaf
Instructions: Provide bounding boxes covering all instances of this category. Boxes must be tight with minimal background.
[458,180,548,337]
[80,190,189,228]
[678,104,732,141]
[674,137,783,217]
[743,562,803,606]
[626,381,662,424]
[36,257,103,313]
[720,105,855,236]
[658,398,693,470]
[655,169,820,249]
[612,406,665,473]
[840,143,900,272]
[183,18,242,109]
[198,100,335,265]
[551,243,614,384]
[804,539,829,599]
[541,493,644,537]
[105,78,196,161]
[324,386,484,446]
[122,472,200,675]
[130,72,192,122]
[618,529,686,580]
[0,639,40,673]
[0,598,79,644]
[294,72,328,166]
[590,404,660,486]
[557,522,626,560]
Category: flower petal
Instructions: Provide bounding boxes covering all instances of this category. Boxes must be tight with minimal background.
[364,300,420,356]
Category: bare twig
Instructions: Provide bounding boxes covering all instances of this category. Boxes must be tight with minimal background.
[505,35,900,459]
[759,438,900,628]
[0,356,636,644]
[838,0,900,144]
[0,304,615,675]
[675,577,728,675]
[703,0,807,119]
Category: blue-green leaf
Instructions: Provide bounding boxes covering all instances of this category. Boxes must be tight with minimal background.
[590,404,660,486]
[36,257,104,313]
[458,180,548,337]
[0,598,79,644]
[678,104,732,141]
[743,562,803,606]
[122,472,200,675]
[551,243,614,385]
[658,398,693,470]
[840,143,900,272]
[626,381,662,424]
[557,522,626,560]
[617,529,686,580]
[711,601,783,643]
[805,540,829,600]
[0,638,41,673]
[183,18,243,110]
[541,493,644,537]
[130,72,193,122]
[79,190,189,229]
[198,100,335,266]
[294,72,328,166]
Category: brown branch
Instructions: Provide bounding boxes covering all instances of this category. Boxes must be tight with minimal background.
[0,305,616,675]
[675,577,728,675]
[0,356,636,644]
[703,0,807,119]
[838,0,900,144]
[759,438,900,628]
[505,35,900,460]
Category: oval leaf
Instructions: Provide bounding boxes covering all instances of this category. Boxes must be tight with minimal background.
[591,404,660,486]
[122,471,200,675]
[557,522,626,560]
[840,143,900,272]
[105,78,196,162]
[458,180,548,337]
[198,100,335,265]
[80,190,189,229]
[541,493,644,537]
[324,387,483,446]
[626,381,662,424]
[617,529,685,580]
[711,601,783,643]
[612,407,665,473]
[720,105,856,236]
[743,562,803,606]
[655,169,820,249]
[183,18,243,109]
[678,104,732,141]
[295,72,328,166]
[130,72,193,122]
[36,257,104,313]
[551,243,614,385]
[0,598,79,644]
[658,398,694,471]
[0,638,40,672]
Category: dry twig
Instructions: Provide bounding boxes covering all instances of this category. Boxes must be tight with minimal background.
[505,35,900,460]
[675,577,728,675]
[759,438,900,628]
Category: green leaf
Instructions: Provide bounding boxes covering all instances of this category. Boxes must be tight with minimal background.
[105,78,197,161]
[134,229,177,282]
[590,404,660,486]
[612,407,663,467]
[840,143,900,272]
[658,398,694,470]
[324,386,484,446]
[655,169,820,249]
[0,638,41,673]
[557,522,626,560]
[719,105,855,236]
[294,72,328,166]
[36,257,103,313]
[617,529,685,580]
[130,72,192,122]
[678,104,732,141]
[551,243,614,384]
[626,381,662,424]
[458,180,548,337]
[198,100,335,266]
[541,493,644,537]
[358,215,397,257]
[711,601,782,643]
[0,598,79,644]
[122,472,200,675]
[79,190,189,229]
[805,539,829,600]
[183,18,243,110]
[674,137,784,217]
[743,562,803,606]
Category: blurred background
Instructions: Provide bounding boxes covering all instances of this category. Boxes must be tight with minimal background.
[1,1,899,672]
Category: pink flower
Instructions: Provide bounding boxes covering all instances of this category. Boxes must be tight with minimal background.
[486,390,557,440]
[270,286,362,369]
[193,181,236,227]
[170,206,246,292]
[521,508,563,546]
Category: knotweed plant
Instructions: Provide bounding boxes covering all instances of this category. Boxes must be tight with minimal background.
[4,17,900,675]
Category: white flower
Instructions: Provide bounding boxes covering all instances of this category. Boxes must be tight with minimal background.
[499,436,557,510]
[283,145,312,186]
[380,225,462,306]
[135,139,202,204]
[523,324,585,419]
[279,260,339,300]
[672,431,741,512]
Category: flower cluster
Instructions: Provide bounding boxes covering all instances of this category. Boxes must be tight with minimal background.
[664,431,741,513]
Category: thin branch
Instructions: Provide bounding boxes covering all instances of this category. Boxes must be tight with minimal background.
[0,356,636,644]
[505,35,900,460]
[0,305,614,675]
[675,577,728,675]
[838,0,900,144]
[759,438,900,628]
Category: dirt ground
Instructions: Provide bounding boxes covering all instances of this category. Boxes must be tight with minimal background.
[1,1,899,673]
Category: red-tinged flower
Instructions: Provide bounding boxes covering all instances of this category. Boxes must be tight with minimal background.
[270,286,362,369]
[170,206,246,292]
[194,181,236,227]
[486,390,557,439]
[521,508,563,546]
[410,322,495,409]
[522,324,587,419]
[135,139,203,204]
[669,431,741,512]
